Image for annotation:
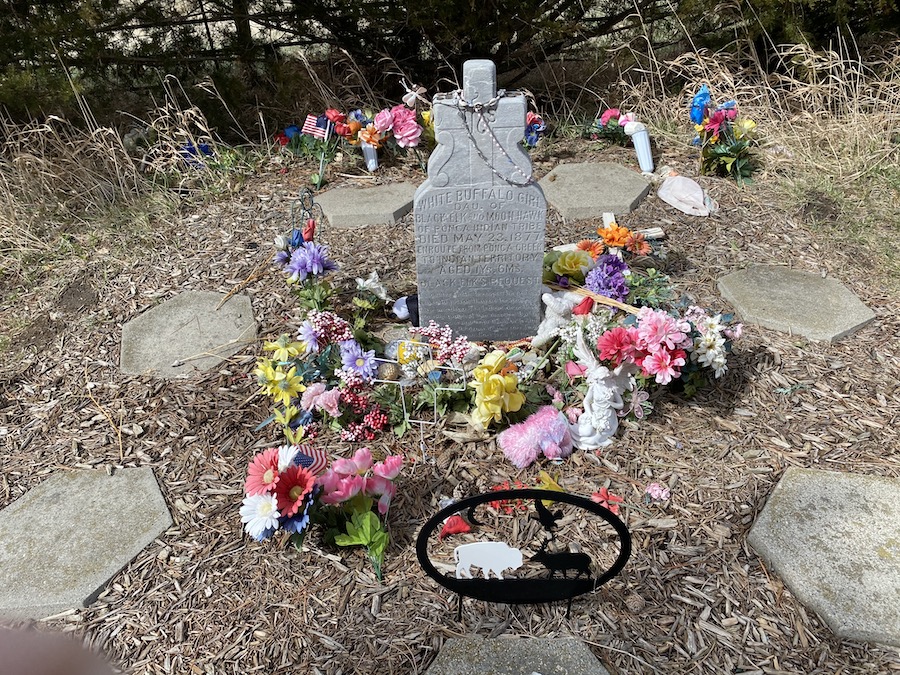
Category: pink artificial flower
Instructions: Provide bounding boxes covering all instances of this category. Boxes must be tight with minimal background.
[641,348,686,385]
[618,112,637,125]
[320,473,365,504]
[565,361,587,379]
[365,476,396,515]
[245,447,280,495]
[645,482,670,501]
[373,108,394,133]
[373,455,403,479]
[393,119,423,148]
[725,108,738,120]
[705,109,727,137]
[591,487,623,515]
[332,446,373,475]
[565,407,582,424]
[526,111,544,127]
[316,387,342,417]
[637,307,691,352]
[724,323,743,340]
[300,382,326,411]
[390,104,416,126]
[600,108,620,126]
[596,326,639,366]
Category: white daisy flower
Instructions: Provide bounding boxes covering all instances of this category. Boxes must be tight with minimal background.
[240,494,280,539]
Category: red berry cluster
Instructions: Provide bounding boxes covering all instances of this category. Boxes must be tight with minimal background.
[363,408,389,431]
[308,310,353,343]
[415,320,470,365]
[340,422,376,442]
[340,389,370,415]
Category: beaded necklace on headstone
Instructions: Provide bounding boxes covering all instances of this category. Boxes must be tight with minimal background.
[436,90,535,187]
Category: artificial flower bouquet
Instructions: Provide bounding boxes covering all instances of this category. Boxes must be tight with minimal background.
[592,109,637,145]
[240,445,403,579]
[524,111,546,148]
[690,84,759,185]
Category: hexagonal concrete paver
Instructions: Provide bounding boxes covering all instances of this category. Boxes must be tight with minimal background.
[316,182,417,229]
[718,265,874,342]
[538,162,650,220]
[426,637,610,675]
[120,291,256,378]
[0,468,172,619]
[749,468,900,647]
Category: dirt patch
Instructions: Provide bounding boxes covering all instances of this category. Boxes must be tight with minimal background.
[57,272,99,313]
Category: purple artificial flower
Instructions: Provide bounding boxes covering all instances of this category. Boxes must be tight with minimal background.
[275,250,290,267]
[298,321,321,353]
[286,242,337,282]
[585,254,630,303]
[339,340,376,381]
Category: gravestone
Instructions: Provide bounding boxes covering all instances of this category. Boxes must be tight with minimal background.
[425,637,611,675]
[414,60,546,341]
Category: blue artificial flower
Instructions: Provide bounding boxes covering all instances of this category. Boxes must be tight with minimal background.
[289,228,305,249]
[690,84,711,125]
[339,340,376,380]
[349,109,369,124]
[286,241,337,282]
[585,254,630,303]
[178,142,214,168]
[253,526,278,542]
[298,321,320,353]
[284,125,300,138]
[524,124,542,148]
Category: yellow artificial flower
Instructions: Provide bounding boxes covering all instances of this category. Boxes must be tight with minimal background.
[283,424,305,445]
[421,110,433,128]
[733,117,757,140]
[264,334,305,363]
[551,250,593,280]
[271,365,306,407]
[536,470,565,505]
[254,358,277,395]
[470,351,525,429]
[273,404,299,428]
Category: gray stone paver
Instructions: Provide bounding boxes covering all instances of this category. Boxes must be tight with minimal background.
[748,468,900,647]
[538,163,649,220]
[0,468,172,619]
[120,291,256,377]
[316,182,417,228]
[717,265,874,342]
[425,637,610,675]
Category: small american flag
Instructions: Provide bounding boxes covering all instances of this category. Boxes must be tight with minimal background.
[301,114,329,140]
[294,444,329,475]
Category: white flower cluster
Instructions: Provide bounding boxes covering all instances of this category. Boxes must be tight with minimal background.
[685,308,736,378]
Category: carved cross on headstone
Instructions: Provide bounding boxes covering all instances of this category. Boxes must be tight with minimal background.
[412,60,547,342]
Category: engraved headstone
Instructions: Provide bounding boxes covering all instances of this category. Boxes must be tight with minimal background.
[414,60,546,341]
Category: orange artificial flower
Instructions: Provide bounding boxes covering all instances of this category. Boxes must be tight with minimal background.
[598,223,632,248]
[576,239,605,260]
[624,231,651,256]
[346,119,362,144]
[358,123,382,148]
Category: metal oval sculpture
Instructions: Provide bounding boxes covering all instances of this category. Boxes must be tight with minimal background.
[416,489,631,606]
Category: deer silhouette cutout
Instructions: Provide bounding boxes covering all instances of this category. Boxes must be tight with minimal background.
[532,539,592,579]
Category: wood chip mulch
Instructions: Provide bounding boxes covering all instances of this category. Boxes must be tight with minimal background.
[1,140,899,674]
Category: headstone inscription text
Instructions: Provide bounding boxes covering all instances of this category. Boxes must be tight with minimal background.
[414,60,546,341]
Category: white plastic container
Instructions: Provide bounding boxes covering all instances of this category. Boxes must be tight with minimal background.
[361,140,379,172]
[624,121,654,173]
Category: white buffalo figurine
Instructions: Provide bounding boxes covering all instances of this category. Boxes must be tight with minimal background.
[453,541,523,579]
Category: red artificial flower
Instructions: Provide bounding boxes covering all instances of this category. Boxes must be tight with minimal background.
[302,218,316,242]
[439,515,472,540]
[245,448,280,496]
[572,296,594,316]
[334,122,351,138]
[275,465,316,516]
[591,487,623,515]
[274,132,289,146]
[325,108,346,124]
